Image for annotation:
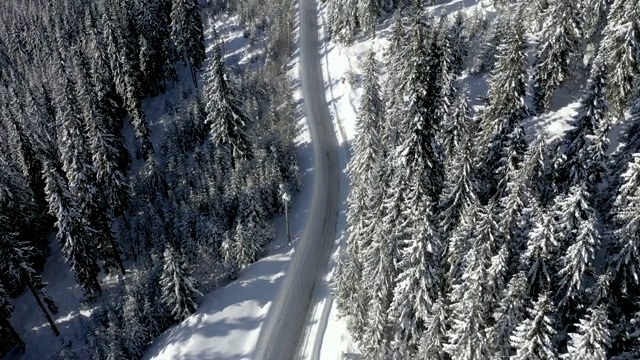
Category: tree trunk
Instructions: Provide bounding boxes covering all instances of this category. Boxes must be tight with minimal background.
[0,317,25,349]
[107,235,126,276]
[22,272,59,336]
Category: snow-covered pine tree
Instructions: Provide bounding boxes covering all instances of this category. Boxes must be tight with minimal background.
[531,0,583,114]
[388,186,441,357]
[347,50,383,263]
[120,289,148,357]
[555,197,600,307]
[510,292,559,360]
[232,187,273,268]
[160,245,201,321]
[203,41,252,161]
[328,0,359,44]
[582,0,611,52]
[375,169,408,357]
[102,8,153,159]
[445,202,500,360]
[604,91,640,213]
[418,298,448,360]
[380,13,409,152]
[360,219,395,358]
[555,64,609,194]
[135,0,176,93]
[356,0,380,37]
[476,12,528,203]
[0,213,60,335]
[395,12,445,202]
[42,159,102,297]
[597,0,640,119]
[440,88,478,238]
[471,12,507,75]
[70,48,126,275]
[336,50,383,342]
[170,0,205,85]
[562,304,611,360]
[488,271,528,359]
[522,206,558,297]
[608,153,640,298]
[73,43,131,220]
[437,14,464,122]
[387,14,447,357]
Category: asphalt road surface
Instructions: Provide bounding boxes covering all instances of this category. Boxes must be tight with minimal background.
[252,0,341,358]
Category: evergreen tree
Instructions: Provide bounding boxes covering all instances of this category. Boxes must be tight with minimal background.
[555,64,609,194]
[135,0,176,93]
[170,0,205,85]
[361,223,395,359]
[522,207,558,297]
[203,42,251,161]
[608,153,640,298]
[387,15,447,357]
[418,298,448,360]
[356,0,380,37]
[121,290,148,357]
[328,0,359,44]
[102,8,153,158]
[510,293,558,360]
[439,92,478,239]
[488,271,528,358]
[562,304,611,360]
[442,86,473,162]
[597,0,640,118]
[337,50,384,343]
[605,92,640,213]
[160,245,201,320]
[531,0,583,113]
[555,202,600,307]
[42,159,101,297]
[477,13,528,202]
[445,202,499,360]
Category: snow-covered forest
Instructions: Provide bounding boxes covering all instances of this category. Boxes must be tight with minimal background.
[0,0,300,357]
[332,0,640,358]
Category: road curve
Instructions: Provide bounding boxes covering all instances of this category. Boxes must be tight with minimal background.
[252,0,341,358]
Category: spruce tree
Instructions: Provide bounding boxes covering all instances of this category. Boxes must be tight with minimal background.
[556,202,600,307]
[488,272,528,358]
[170,0,205,85]
[597,0,640,118]
[563,304,611,360]
[42,159,101,297]
[477,14,528,202]
[418,298,448,360]
[203,41,251,161]
[510,293,558,360]
[522,207,558,297]
[531,0,583,113]
[445,202,499,360]
[608,153,640,298]
[555,64,609,194]
[160,245,201,320]
[605,92,640,213]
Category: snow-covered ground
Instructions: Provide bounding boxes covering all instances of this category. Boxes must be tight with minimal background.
[147,0,588,358]
[142,10,320,360]
[6,12,287,360]
[7,0,595,359]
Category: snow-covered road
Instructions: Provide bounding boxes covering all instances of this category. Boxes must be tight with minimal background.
[253,0,342,358]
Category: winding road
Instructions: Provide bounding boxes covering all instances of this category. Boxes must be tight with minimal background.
[253,0,341,358]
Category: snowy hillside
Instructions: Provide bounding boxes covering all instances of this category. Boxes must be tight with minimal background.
[327,0,640,358]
